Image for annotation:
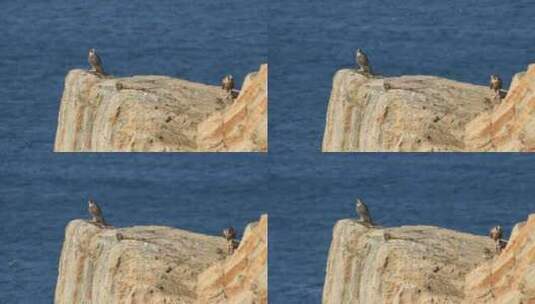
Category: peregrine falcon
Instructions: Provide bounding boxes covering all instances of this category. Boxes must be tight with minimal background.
[88,199,107,226]
[355,48,372,75]
[88,48,105,76]
[489,74,502,99]
[356,199,373,225]
[489,225,505,253]
[221,75,234,93]
[222,226,238,255]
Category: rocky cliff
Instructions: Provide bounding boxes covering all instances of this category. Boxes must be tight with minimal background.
[54,65,267,152]
[465,64,535,152]
[195,215,267,304]
[197,64,267,152]
[54,215,267,304]
[322,67,534,152]
[463,214,535,303]
[323,215,535,304]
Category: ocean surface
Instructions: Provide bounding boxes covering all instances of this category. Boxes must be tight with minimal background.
[1,0,535,303]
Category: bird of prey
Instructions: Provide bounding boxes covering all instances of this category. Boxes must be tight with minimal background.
[356,199,373,225]
[221,75,234,93]
[355,48,372,75]
[88,48,105,76]
[489,225,505,253]
[489,74,502,99]
[88,199,107,226]
[222,226,238,254]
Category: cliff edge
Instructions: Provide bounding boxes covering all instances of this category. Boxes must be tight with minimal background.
[322,67,534,152]
[465,64,535,152]
[196,214,268,304]
[322,215,535,304]
[197,64,267,152]
[464,214,535,303]
[54,215,267,304]
[54,64,267,152]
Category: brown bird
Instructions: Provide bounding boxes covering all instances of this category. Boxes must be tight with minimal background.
[355,48,372,75]
[88,199,107,226]
[222,226,238,255]
[221,75,234,93]
[489,225,504,253]
[356,198,373,225]
[88,48,105,76]
[489,74,502,99]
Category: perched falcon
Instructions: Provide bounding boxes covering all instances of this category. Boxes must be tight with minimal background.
[222,226,238,254]
[221,75,234,93]
[489,225,503,241]
[88,199,107,226]
[88,48,105,75]
[222,226,237,241]
[356,199,373,225]
[489,225,505,253]
[355,48,372,74]
[489,74,502,94]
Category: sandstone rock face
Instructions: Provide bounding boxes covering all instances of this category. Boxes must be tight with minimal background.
[322,219,495,304]
[465,64,535,152]
[323,215,535,304]
[54,65,267,152]
[54,216,267,304]
[197,64,268,152]
[463,214,535,303]
[321,70,492,152]
[196,215,268,304]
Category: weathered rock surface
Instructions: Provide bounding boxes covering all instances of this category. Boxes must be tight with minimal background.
[323,215,535,304]
[465,64,535,152]
[54,216,267,304]
[322,219,495,304]
[464,214,535,303]
[197,64,268,152]
[54,65,267,152]
[322,68,535,152]
[196,215,268,304]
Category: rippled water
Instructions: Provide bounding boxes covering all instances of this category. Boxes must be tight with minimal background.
[1,0,535,303]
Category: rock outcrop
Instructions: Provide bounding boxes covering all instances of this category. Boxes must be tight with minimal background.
[465,64,535,152]
[54,215,267,304]
[196,215,268,304]
[322,67,534,152]
[323,215,535,304]
[54,65,267,152]
[197,64,267,152]
[464,214,535,303]
[322,220,495,304]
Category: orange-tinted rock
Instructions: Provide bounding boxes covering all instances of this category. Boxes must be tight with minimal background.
[54,216,267,304]
[322,66,535,152]
[323,215,535,304]
[466,64,535,151]
[463,214,535,303]
[195,215,268,304]
[321,70,492,152]
[54,65,267,152]
[197,64,267,152]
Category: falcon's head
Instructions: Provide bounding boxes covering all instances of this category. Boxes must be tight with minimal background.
[89,48,96,55]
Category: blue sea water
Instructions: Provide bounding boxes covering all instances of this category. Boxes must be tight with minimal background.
[1,0,535,303]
